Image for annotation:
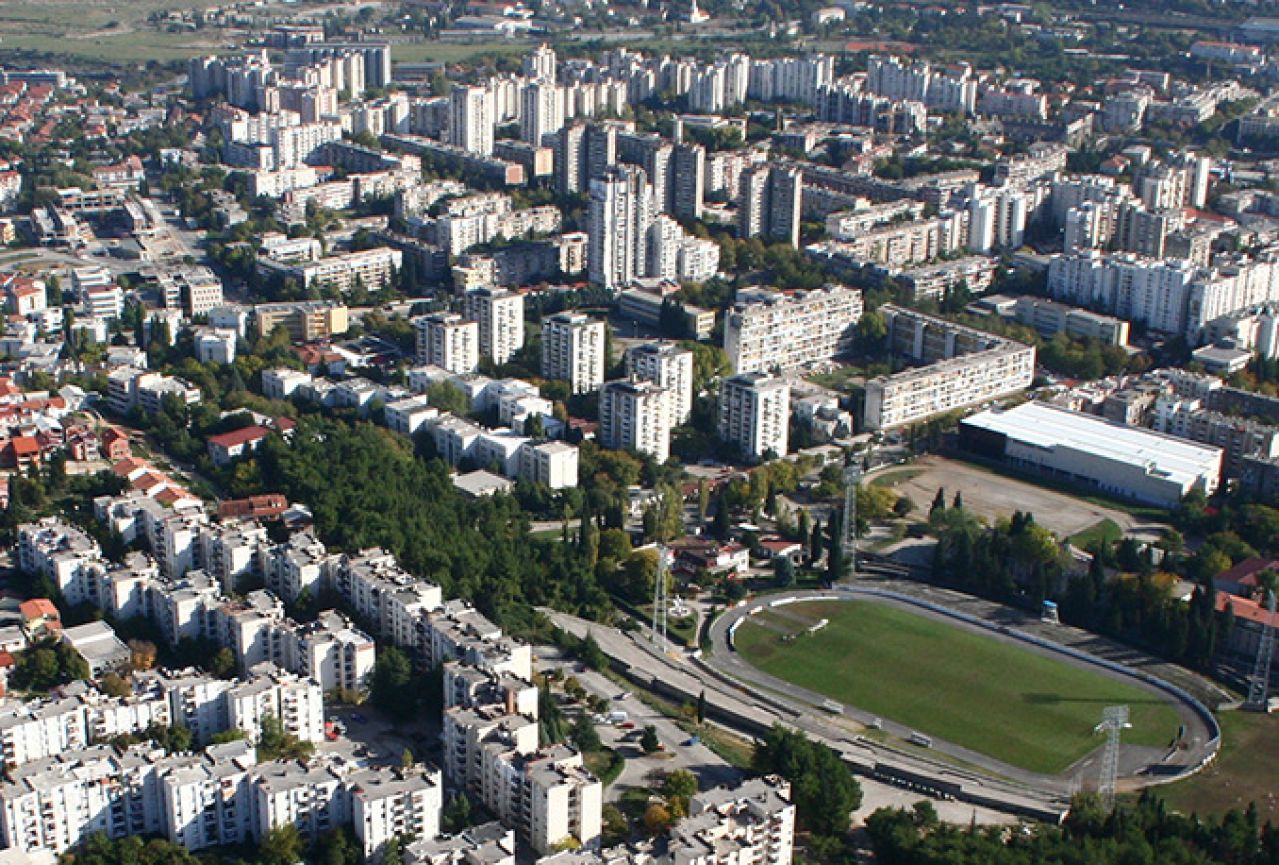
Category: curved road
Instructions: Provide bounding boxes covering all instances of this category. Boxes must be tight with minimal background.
[705,583,1221,797]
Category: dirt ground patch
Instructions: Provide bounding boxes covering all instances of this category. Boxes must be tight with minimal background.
[874,455,1168,541]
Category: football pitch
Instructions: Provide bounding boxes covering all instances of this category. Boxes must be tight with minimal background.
[734,600,1183,775]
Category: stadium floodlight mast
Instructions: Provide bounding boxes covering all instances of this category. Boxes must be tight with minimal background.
[842,463,861,578]
[1094,705,1131,813]
[1245,590,1277,712]
[651,544,670,653]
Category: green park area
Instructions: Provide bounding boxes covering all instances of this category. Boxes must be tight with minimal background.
[1157,710,1279,823]
[734,600,1183,775]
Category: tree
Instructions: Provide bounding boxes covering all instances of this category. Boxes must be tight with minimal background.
[260,824,304,865]
[128,639,157,671]
[774,555,796,587]
[427,380,469,416]
[371,646,415,723]
[696,689,706,724]
[930,487,946,517]
[539,682,568,745]
[442,792,474,834]
[643,802,672,835]
[662,768,698,807]
[753,725,861,838]
[854,309,887,354]
[209,647,237,679]
[640,724,660,753]
[572,712,602,753]
[100,672,130,698]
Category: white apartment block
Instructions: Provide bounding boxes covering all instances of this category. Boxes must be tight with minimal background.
[416,313,480,374]
[724,286,863,374]
[0,743,167,854]
[224,664,325,744]
[863,306,1036,430]
[275,610,377,693]
[349,766,443,857]
[718,373,790,463]
[1050,251,1279,342]
[625,342,694,425]
[195,328,238,364]
[588,165,652,291]
[451,85,494,156]
[18,518,103,608]
[464,287,525,366]
[599,379,673,463]
[0,696,90,769]
[261,247,403,294]
[674,777,796,865]
[262,530,330,603]
[201,520,268,595]
[519,440,579,491]
[262,368,313,400]
[385,395,441,437]
[541,312,607,394]
[252,760,348,844]
[159,741,258,851]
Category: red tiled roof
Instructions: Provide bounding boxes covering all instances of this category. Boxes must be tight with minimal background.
[1217,591,1279,628]
[208,425,270,449]
[19,598,58,620]
[9,436,39,455]
[1216,557,1279,588]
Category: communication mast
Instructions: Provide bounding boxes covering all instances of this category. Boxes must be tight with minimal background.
[1246,591,1277,712]
[842,464,861,578]
[1094,705,1130,813]
[651,545,669,653]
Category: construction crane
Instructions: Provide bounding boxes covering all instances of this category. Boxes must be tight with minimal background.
[1246,590,1277,712]
[1095,705,1130,813]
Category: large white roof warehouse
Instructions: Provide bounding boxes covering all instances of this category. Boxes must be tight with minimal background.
[959,401,1223,508]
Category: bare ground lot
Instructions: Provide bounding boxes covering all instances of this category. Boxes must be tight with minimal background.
[873,455,1169,542]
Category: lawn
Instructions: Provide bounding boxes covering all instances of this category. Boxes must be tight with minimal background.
[1155,711,1279,823]
[869,468,923,489]
[734,600,1183,775]
[1070,518,1124,551]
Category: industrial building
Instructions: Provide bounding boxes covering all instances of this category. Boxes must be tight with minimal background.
[959,401,1222,508]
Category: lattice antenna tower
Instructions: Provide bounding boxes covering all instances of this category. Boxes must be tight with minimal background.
[842,464,861,577]
[651,545,669,652]
[1246,590,1277,711]
[1094,705,1130,813]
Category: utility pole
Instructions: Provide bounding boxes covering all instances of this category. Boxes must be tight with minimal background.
[1246,590,1277,712]
[1095,705,1130,813]
[842,463,861,578]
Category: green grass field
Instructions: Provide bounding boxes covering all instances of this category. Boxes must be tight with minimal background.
[1155,711,1279,823]
[1070,518,1124,551]
[735,600,1183,775]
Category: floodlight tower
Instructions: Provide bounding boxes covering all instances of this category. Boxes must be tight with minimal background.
[1095,705,1131,813]
[1246,591,1277,712]
[651,545,670,653]
[842,464,861,578]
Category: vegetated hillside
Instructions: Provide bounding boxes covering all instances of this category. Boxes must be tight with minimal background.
[255,416,609,631]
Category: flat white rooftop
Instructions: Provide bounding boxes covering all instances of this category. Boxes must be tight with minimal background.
[962,401,1222,487]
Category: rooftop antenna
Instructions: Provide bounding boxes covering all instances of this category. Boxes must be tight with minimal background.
[1246,590,1277,712]
[1094,705,1130,813]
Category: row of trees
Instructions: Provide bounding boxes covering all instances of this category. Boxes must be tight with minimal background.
[867,792,1279,865]
[930,502,1227,673]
